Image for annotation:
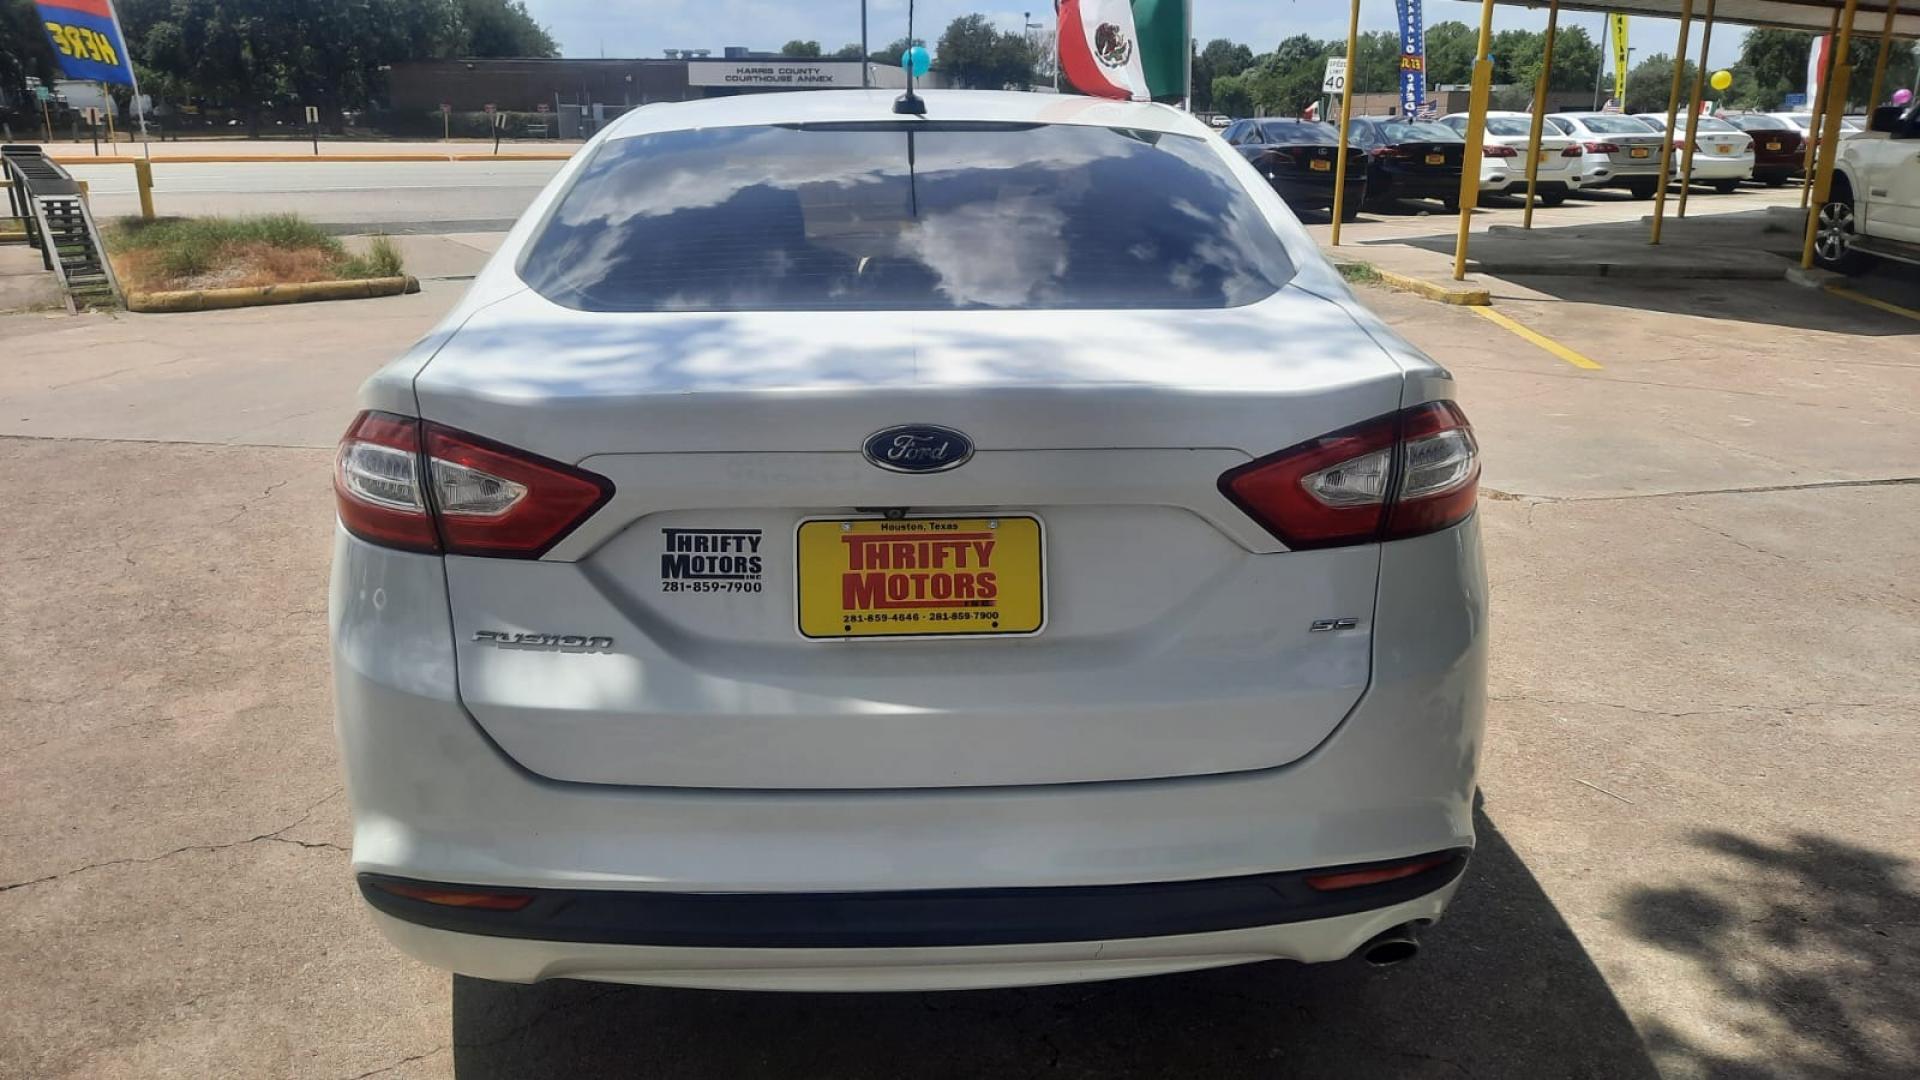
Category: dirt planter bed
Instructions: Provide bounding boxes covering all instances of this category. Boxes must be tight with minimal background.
[125,275,420,313]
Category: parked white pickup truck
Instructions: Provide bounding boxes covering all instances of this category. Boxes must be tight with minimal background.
[1815,101,1920,273]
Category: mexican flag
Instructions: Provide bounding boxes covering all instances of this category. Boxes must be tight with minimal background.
[1058,0,1188,101]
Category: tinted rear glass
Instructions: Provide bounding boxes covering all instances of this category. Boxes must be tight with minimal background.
[519,122,1293,312]
[1259,121,1337,144]
[1574,115,1657,134]
[1730,114,1789,130]
[1483,117,1535,136]
[1364,121,1464,143]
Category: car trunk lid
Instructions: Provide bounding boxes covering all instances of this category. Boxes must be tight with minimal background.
[416,285,1410,789]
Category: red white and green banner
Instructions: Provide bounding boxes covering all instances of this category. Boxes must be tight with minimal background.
[1057,0,1189,101]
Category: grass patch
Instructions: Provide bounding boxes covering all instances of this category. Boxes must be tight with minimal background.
[1336,260,1382,286]
[105,214,405,293]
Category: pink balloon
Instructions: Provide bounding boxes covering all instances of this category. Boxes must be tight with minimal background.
[1894,88,1914,106]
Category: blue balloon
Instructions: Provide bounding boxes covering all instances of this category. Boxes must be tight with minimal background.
[902,46,931,78]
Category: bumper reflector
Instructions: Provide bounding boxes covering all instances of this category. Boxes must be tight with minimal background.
[367,880,535,911]
[1305,855,1454,892]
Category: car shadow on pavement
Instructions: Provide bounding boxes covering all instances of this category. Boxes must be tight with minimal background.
[448,810,1660,1079]
[1617,830,1920,1079]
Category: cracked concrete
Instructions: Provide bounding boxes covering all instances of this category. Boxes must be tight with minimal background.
[2,244,1917,1079]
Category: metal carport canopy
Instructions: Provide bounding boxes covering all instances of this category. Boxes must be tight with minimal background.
[1492,0,1920,38]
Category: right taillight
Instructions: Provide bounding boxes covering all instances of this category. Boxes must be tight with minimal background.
[334,410,613,559]
[1560,144,1584,157]
[1217,402,1480,550]
[1584,141,1620,153]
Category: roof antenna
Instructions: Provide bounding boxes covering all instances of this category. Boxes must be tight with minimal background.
[894,0,928,115]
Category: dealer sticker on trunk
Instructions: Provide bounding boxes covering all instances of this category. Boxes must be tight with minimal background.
[795,517,1044,639]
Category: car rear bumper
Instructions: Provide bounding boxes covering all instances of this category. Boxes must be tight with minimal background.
[330,513,1488,986]
[1269,174,1366,209]
[363,877,1465,990]
[1682,155,1753,180]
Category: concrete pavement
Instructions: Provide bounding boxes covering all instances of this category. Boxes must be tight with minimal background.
[1,258,1916,1078]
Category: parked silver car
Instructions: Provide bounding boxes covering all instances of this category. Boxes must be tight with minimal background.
[1547,111,1674,197]
[330,90,1489,992]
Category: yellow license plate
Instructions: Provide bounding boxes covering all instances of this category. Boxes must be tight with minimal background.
[1766,141,1782,151]
[1630,147,1650,158]
[1310,158,1331,171]
[1425,153,1446,165]
[796,517,1044,639]
[1714,144,1732,154]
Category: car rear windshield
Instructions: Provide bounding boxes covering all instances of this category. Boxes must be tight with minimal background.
[1731,114,1790,130]
[518,121,1294,312]
[1365,121,1464,143]
[1575,115,1659,134]
[1483,117,1535,136]
[1259,121,1337,144]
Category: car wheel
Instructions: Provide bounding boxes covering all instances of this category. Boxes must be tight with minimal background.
[1761,174,1789,188]
[1338,201,1362,222]
[1440,195,1461,213]
[1537,189,1567,207]
[1626,180,1657,200]
[1812,184,1869,274]
[1712,179,1741,194]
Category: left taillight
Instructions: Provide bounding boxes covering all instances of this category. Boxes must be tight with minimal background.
[334,410,613,559]
[1217,402,1480,550]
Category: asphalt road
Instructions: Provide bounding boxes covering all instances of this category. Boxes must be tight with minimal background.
[65,159,566,230]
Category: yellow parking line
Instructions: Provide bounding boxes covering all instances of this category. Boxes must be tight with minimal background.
[1826,285,1920,324]
[1470,306,1603,370]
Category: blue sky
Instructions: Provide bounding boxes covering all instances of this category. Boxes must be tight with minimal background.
[524,1,1750,68]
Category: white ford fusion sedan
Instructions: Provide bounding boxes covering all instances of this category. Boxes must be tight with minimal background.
[330,90,1488,992]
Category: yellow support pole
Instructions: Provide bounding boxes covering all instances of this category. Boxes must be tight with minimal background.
[102,83,116,145]
[1677,0,1716,218]
[1802,0,1861,270]
[1866,1,1901,112]
[1649,0,1694,245]
[1802,6,1841,208]
[1452,0,1498,281]
[1330,0,1363,245]
[1522,0,1562,230]
[133,159,155,221]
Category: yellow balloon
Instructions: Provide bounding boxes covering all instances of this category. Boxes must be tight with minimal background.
[1710,69,1734,92]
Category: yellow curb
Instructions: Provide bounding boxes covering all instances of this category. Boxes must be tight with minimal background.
[1368,266,1491,306]
[125,275,420,313]
[449,152,576,161]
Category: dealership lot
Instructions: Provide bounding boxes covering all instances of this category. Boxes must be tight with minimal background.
[1,204,1917,1080]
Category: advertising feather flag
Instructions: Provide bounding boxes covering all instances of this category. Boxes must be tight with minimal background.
[34,0,137,86]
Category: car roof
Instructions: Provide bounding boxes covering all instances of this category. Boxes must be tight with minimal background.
[600,90,1206,141]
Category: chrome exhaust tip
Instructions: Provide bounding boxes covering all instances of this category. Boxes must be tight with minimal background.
[1357,924,1421,967]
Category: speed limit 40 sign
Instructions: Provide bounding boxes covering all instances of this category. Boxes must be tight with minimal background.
[1322,57,1348,94]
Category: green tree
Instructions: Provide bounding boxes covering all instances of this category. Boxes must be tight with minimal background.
[869,36,926,66]
[831,43,865,60]
[1721,28,1916,110]
[1210,71,1253,116]
[1423,21,1477,87]
[1192,37,1254,112]
[1545,25,1603,93]
[1247,34,1333,117]
[2,0,57,107]
[454,0,555,57]
[1625,52,1698,114]
[934,14,1034,90]
[780,40,823,58]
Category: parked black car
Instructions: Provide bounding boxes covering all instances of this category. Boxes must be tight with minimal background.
[1343,117,1469,211]
[1221,118,1368,219]
[1719,112,1807,187]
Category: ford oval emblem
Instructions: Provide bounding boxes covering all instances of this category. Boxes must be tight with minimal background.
[862,424,974,474]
